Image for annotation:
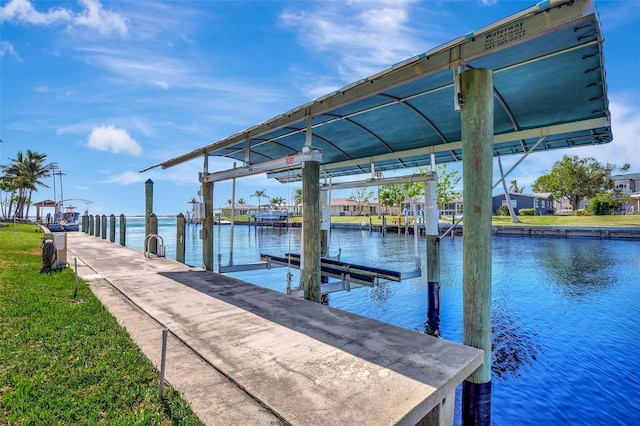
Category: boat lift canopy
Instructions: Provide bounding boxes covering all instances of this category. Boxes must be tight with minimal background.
[140,0,611,288]
[141,0,611,182]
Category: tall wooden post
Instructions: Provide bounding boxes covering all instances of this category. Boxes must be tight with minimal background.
[145,179,153,242]
[95,214,101,238]
[149,213,158,254]
[425,179,441,337]
[119,214,126,246]
[176,212,186,264]
[109,214,116,242]
[101,215,107,239]
[461,67,493,425]
[88,215,93,235]
[202,181,214,271]
[302,160,321,303]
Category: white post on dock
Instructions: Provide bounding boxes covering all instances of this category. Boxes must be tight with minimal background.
[424,174,440,337]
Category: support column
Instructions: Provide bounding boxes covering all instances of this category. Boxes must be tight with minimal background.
[460,67,493,425]
[109,214,116,242]
[202,181,214,271]
[149,213,158,254]
[302,160,321,303]
[119,214,126,246]
[101,215,107,240]
[176,212,186,264]
[95,214,101,238]
[425,179,440,337]
[145,179,153,241]
[89,215,94,236]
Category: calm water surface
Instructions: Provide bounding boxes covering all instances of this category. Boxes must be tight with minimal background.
[121,217,640,425]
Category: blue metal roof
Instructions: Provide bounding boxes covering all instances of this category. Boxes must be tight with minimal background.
[143,0,611,182]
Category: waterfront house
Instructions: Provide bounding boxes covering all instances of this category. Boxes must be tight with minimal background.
[220,204,259,217]
[611,173,640,195]
[330,198,381,216]
[611,173,640,214]
[492,193,555,215]
[399,195,464,218]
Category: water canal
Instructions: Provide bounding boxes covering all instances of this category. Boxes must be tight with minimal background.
[121,217,639,425]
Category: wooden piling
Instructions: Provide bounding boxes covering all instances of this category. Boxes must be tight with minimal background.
[95,214,101,238]
[145,179,153,243]
[101,215,107,240]
[302,160,321,303]
[202,181,214,271]
[119,214,126,246]
[149,213,158,254]
[461,67,493,425]
[109,214,116,242]
[176,212,186,264]
[89,215,94,236]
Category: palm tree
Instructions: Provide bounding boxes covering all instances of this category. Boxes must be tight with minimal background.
[251,189,268,211]
[292,187,303,205]
[237,198,246,204]
[270,196,285,207]
[0,150,57,219]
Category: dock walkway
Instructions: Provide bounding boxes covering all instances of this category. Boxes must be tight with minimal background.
[65,232,483,425]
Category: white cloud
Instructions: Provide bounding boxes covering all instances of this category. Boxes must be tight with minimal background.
[280,1,431,83]
[73,0,127,37]
[100,171,146,185]
[0,0,127,37]
[87,125,143,155]
[0,41,21,61]
[153,80,170,90]
[0,0,71,25]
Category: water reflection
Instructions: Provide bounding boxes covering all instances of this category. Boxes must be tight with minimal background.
[491,298,541,380]
[539,241,617,297]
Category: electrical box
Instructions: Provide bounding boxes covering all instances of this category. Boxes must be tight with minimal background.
[44,232,68,268]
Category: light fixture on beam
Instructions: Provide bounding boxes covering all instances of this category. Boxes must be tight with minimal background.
[200,147,322,184]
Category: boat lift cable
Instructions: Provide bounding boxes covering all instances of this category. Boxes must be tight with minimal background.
[400,188,421,273]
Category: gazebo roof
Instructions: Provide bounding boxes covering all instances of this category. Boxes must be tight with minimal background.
[33,199,57,207]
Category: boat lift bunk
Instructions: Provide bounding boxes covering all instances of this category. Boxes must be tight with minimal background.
[260,252,420,296]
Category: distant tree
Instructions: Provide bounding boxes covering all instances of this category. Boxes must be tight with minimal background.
[270,196,285,207]
[532,155,613,211]
[349,187,374,215]
[403,165,461,209]
[251,189,268,211]
[226,199,233,206]
[434,164,461,209]
[509,179,524,194]
[292,187,303,205]
[1,150,57,219]
[378,185,403,218]
[237,198,246,204]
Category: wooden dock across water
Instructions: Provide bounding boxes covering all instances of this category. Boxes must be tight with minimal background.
[65,231,483,425]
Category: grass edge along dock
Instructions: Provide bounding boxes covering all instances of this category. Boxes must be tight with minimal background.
[0,223,204,425]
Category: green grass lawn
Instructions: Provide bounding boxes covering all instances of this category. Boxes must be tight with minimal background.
[0,224,203,425]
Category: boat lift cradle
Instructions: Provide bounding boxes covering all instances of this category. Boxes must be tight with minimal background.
[216,170,430,293]
[259,252,420,296]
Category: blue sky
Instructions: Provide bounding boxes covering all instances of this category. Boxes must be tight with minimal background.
[1,0,638,216]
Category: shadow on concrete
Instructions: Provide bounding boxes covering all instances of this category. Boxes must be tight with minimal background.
[159,269,482,389]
